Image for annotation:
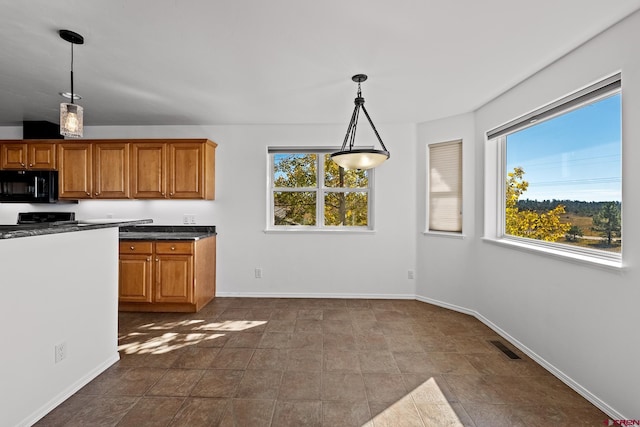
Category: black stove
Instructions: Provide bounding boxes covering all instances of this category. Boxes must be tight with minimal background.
[17,212,77,227]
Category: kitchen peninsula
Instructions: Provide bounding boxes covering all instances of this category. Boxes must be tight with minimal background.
[0,219,151,427]
[119,225,217,313]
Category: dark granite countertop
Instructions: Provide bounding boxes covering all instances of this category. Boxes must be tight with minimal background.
[0,219,153,240]
[119,225,216,241]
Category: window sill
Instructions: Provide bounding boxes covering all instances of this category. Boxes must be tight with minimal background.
[264,228,376,235]
[422,230,465,239]
[482,236,624,272]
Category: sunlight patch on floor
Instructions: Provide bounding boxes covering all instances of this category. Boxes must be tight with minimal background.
[118,331,226,354]
[139,319,205,330]
[194,320,268,331]
[371,377,464,426]
[118,318,268,354]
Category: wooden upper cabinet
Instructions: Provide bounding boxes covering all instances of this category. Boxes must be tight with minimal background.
[131,142,167,198]
[1,141,57,170]
[171,140,215,199]
[94,142,130,198]
[132,139,216,200]
[58,143,92,198]
[0,138,216,200]
[59,141,130,199]
[170,142,206,199]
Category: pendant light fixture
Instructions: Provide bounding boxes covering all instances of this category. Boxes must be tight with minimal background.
[59,29,84,138]
[331,74,389,170]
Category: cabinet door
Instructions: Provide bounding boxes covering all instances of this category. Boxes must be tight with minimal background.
[94,143,130,198]
[58,143,92,198]
[1,144,28,169]
[119,254,153,303]
[169,143,204,199]
[155,254,193,303]
[131,143,166,198]
[28,143,57,170]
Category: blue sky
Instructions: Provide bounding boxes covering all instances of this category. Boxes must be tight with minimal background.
[506,93,621,202]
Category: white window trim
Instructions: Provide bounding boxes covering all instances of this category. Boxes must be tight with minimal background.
[424,139,464,237]
[484,74,623,271]
[422,230,466,239]
[265,147,376,233]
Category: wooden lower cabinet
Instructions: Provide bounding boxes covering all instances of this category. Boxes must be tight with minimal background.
[119,242,153,303]
[155,242,193,303]
[118,237,216,312]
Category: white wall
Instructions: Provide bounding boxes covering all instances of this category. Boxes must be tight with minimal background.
[0,123,418,299]
[0,227,120,427]
[416,11,640,419]
[415,113,476,310]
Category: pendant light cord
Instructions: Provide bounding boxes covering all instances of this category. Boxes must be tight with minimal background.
[70,42,75,104]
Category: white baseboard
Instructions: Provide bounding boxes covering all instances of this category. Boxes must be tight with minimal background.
[416,294,626,421]
[21,353,121,427]
[414,295,476,316]
[216,291,416,300]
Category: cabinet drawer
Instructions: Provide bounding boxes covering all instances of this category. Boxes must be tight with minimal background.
[119,241,153,254]
[155,241,193,255]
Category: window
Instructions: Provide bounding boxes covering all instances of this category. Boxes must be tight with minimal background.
[487,74,622,263]
[427,140,462,233]
[268,148,372,230]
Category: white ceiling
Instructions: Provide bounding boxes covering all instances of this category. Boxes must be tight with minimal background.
[1,0,639,128]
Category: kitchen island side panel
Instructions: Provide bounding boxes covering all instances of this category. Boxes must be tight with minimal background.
[0,227,120,427]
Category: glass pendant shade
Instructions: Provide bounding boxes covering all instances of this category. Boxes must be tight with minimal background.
[331,149,389,170]
[332,74,389,170]
[58,30,85,138]
[60,102,83,138]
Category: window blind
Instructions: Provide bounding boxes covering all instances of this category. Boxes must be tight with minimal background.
[429,140,462,232]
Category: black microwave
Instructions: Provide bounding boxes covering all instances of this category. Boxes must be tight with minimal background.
[0,170,59,203]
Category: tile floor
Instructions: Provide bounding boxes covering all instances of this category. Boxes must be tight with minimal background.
[37,298,610,426]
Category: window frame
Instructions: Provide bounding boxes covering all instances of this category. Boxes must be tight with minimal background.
[266,147,375,233]
[425,139,463,237]
[485,74,623,269]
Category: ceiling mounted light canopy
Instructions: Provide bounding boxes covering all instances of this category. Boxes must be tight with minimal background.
[59,29,84,138]
[331,74,389,170]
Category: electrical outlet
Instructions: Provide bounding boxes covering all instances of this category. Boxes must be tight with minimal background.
[255,267,262,279]
[407,270,415,279]
[106,213,113,219]
[189,215,196,224]
[55,342,67,363]
[183,214,196,224]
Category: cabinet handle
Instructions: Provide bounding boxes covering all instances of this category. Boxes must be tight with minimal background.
[147,257,151,262]
[29,163,33,167]
[130,246,135,250]
[85,192,90,196]
[20,163,25,167]
[171,246,176,251]
[155,258,159,262]
[169,192,174,196]
[161,192,165,196]
[95,192,100,196]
